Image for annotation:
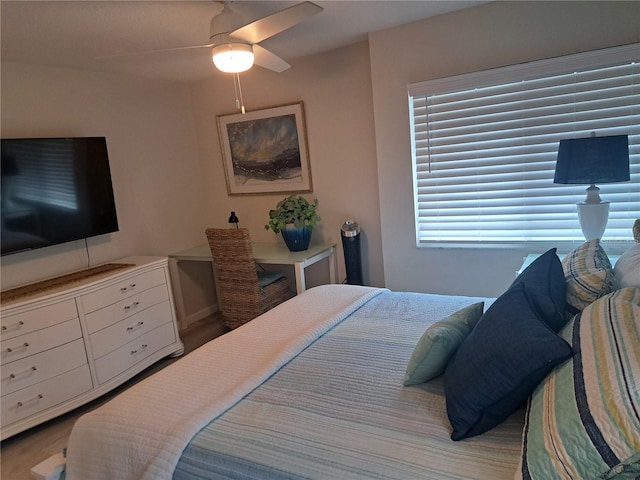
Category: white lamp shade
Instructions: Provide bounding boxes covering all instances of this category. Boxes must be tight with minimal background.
[212,44,254,73]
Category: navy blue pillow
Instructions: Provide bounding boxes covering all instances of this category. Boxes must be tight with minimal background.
[510,248,567,332]
[443,283,573,441]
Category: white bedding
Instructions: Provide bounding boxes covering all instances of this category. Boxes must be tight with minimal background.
[65,285,384,480]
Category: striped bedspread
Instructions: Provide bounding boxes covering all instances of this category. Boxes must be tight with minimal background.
[67,285,383,480]
[174,290,525,480]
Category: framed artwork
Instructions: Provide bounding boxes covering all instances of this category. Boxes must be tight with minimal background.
[217,102,312,195]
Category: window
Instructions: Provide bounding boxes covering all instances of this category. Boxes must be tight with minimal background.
[408,44,639,248]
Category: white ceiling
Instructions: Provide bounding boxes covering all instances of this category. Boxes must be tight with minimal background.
[1,1,485,82]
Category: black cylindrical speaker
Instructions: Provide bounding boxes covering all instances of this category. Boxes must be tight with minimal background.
[341,220,363,286]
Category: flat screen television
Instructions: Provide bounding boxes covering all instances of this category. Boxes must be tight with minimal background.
[1,137,119,256]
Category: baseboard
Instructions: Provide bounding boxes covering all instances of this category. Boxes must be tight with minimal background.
[180,303,219,330]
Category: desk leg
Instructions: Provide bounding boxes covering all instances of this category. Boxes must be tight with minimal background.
[211,262,221,310]
[168,258,187,330]
[329,246,338,284]
[294,262,306,294]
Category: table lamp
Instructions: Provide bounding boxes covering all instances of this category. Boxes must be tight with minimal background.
[554,134,630,240]
[228,211,239,229]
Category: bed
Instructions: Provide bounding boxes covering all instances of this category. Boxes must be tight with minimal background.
[65,239,640,480]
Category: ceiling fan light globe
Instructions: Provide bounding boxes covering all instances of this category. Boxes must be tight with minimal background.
[212,43,254,73]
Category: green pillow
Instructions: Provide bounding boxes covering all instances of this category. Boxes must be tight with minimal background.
[403,302,484,386]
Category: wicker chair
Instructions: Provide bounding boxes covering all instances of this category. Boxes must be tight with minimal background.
[205,228,295,329]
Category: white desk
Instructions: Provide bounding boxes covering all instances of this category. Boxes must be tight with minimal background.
[169,242,338,325]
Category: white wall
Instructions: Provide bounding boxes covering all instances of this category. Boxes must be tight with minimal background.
[1,63,208,289]
[3,1,637,299]
[1,41,386,293]
[369,1,640,297]
[188,41,385,288]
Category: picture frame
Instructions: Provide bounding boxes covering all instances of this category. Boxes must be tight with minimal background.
[217,102,312,195]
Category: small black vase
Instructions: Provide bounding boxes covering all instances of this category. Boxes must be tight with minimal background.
[281,226,311,251]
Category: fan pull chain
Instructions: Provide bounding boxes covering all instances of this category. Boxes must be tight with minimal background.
[233,72,246,114]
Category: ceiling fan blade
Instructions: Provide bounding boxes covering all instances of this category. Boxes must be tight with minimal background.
[253,44,290,73]
[230,1,322,45]
[95,43,213,60]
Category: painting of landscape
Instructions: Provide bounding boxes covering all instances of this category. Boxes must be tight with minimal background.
[217,103,312,194]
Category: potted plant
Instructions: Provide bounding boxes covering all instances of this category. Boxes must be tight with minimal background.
[265,194,321,251]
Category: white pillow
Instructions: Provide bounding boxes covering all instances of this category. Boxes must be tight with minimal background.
[614,243,640,288]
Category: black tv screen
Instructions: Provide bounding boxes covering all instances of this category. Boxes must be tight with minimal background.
[1,137,119,256]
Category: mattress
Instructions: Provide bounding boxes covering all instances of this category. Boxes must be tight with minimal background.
[174,290,525,479]
[66,285,525,480]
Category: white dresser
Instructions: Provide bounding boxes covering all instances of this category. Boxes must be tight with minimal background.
[0,256,183,440]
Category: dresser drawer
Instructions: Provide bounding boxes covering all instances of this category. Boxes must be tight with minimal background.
[1,339,88,396]
[84,284,170,334]
[80,268,167,314]
[89,301,173,359]
[1,364,92,428]
[1,319,82,366]
[1,299,78,341]
[94,322,176,385]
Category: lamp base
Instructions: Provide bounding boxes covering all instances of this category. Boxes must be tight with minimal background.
[577,185,609,240]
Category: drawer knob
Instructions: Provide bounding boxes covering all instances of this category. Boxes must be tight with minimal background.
[1,320,25,331]
[120,283,137,293]
[17,393,43,408]
[4,342,29,354]
[126,321,144,332]
[130,344,148,355]
[9,366,37,379]
[123,301,140,311]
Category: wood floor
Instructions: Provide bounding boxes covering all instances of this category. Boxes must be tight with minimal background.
[0,313,227,480]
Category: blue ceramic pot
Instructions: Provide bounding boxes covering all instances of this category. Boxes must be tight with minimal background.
[281,226,311,251]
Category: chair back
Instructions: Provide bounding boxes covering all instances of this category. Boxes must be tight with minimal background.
[205,227,260,296]
[205,227,293,329]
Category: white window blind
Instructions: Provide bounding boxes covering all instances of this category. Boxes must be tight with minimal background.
[408,44,640,247]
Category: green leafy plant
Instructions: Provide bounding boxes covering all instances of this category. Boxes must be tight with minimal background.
[264,195,321,233]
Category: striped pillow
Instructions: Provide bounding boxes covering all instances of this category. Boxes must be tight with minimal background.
[516,287,640,480]
[562,239,617,314]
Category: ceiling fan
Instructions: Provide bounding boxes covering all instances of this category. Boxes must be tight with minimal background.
[101,2,323,74]
[208,1,323,73]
